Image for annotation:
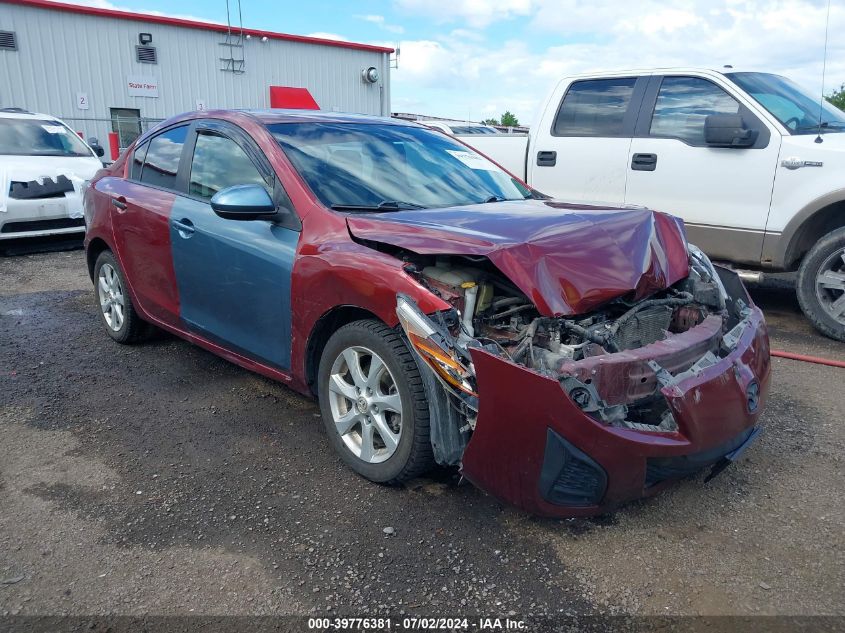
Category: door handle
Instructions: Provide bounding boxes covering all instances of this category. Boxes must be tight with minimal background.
[536,150,557,167]
[111,196,127,210]
[172,217,195,238]
[631,153,657,171]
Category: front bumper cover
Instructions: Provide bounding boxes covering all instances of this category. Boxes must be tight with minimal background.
[459,305,770,518]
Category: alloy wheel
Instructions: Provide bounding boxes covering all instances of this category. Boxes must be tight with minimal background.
[327,345,403,464]
[814,247,845,325]
[98,263,126,332]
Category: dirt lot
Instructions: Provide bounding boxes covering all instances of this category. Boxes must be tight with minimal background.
[1,249,843,618]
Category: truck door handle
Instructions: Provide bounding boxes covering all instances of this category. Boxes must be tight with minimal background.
[536,151,557,167]
[631,153,657,171]
[172,218,195,238]
[111,196,127,210]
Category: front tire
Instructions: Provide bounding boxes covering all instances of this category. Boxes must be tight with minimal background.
[797,227,845,341]
[317,319,434,484]
[93,251,149,344]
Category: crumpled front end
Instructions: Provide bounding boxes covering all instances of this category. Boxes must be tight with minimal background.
[396,246,771,517]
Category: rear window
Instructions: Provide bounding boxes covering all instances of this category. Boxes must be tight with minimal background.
[139,126,188,190]
[0,118,93,157]
[552,78,637,137]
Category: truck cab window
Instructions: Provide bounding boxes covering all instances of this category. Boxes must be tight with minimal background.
[552,78,637,137]
[650,77,740,145]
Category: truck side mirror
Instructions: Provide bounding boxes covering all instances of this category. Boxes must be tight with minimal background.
[704,114,758,148]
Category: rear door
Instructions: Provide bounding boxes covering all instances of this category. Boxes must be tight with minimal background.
[110,124,189,327]
[624,74,781,264]
[529,76,647,204]
[169,120,300,371]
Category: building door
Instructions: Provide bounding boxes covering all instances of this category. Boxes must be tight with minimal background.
[110,107,142,149]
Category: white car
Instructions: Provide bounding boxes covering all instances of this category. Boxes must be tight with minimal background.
[0,108,104,241]
[460,68,845,341]
[418,120,500,136]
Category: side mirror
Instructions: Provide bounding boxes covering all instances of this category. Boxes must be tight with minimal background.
[210,184,277,220]
[88,137,105,158]
[704,114,758,148]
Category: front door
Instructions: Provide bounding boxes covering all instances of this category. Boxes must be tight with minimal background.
[624,75,781,265]
[529,76,646,205]
[170,124,299,370]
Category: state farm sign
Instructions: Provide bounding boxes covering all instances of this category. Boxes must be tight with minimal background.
[127,76,159,98]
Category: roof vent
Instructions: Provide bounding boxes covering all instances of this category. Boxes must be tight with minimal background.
[0,31,17,51]
[136,45,157,64]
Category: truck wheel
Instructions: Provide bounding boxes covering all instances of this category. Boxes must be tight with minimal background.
[317,319,434,484]
[797,227,845,342]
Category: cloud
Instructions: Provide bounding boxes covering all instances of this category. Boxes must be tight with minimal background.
[355,14,405,34]
[41,0,223,24]
[394,0,534,28]
[390,0,845,122]
[305,32,350,42]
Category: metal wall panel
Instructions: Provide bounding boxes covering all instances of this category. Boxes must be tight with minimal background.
[0,3,390,145]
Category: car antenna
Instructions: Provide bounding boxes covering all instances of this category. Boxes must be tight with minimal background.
[815,0,832,144]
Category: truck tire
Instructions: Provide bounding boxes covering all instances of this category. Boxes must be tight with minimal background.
[796,227,845,342]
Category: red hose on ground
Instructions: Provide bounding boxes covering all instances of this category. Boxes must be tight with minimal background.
[771,349,845,368]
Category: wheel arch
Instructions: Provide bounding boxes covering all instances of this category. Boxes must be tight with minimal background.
[779,193,845,270]
[304,305,384,395]
[86,237,112,282]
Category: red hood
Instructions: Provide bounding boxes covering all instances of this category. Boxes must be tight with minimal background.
[346,200,690,316]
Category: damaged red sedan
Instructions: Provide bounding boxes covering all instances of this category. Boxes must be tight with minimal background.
[83,110,770,517]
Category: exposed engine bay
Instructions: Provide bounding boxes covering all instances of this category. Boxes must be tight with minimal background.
[395,245,755,464]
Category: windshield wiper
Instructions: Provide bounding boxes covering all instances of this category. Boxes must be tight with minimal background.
[483,195,506,203]
[330,200,426,213]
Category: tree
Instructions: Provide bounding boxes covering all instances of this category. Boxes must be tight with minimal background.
[827,84,845,112]
[482,117,500,125]
[500,111,520,127]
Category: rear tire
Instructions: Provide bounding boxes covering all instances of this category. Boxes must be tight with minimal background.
[93,250,150,344]
[797,227,845,342]
[317,319,434,484]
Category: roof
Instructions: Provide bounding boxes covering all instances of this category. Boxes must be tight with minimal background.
[6,0,394,54]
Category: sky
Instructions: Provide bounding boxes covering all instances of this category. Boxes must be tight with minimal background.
[48,0,845,124]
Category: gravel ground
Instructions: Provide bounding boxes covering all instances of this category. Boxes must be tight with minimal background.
[0,249,843,618]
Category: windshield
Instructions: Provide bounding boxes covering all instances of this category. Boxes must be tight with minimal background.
[726,72,845,134]
[269,122,531,210]
[0,118,94,156]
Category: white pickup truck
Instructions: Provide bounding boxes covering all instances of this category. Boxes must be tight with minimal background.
[461,68,845,341]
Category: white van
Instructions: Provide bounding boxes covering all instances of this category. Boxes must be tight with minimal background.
[0,108,104,241]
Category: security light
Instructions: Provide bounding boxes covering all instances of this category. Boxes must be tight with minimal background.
[139,32,153,45]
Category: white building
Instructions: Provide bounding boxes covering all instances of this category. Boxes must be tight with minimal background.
[0,0,393,151]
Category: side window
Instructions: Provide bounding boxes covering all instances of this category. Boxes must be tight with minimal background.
[129,141,148,181]
[140,125,188,190]
[189,132,268,200]
[552,77,638,137]
[649,77,740,145]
